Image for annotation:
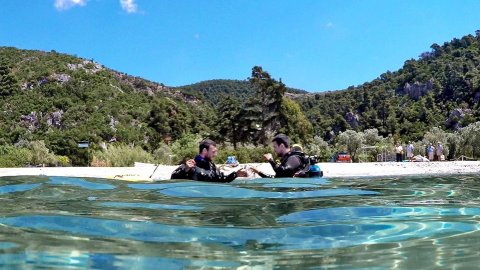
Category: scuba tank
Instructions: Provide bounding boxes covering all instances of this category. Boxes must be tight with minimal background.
[307,155,323,177]
[308,163,323,177]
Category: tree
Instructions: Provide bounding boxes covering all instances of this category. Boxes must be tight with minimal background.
[304,136,332,162]
[0,59,19,96]
[30,140,56,166]
[336,129,365,162]
[216,96,241,148]
[363,128,383,146]
[457,121,480,159]
[148,98,190,142]
[249,66,286,145]
[424,127,451,158]
[279,97,313,144]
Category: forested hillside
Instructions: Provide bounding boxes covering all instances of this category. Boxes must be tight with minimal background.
[298,31,480,142]
[1,30,480,166]
[0,47,216,165]
[177,31,480,144]
[177,79,307,106]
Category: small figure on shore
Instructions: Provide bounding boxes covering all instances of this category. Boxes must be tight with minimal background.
[436,142,444,161]
[171,139,247,182]
[251,134,310,178]
[406,141,414,162]
[427,143,435,161]
[395,143,403,162]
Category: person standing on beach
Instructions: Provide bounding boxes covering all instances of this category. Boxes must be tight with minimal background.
[406,141,414,161]
[395,143,403,162]
[251,134,310,178]
[427,143,435,161]
[436,142,444,161]
[170,139,247,182]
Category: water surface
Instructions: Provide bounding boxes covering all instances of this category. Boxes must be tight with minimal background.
[1,175,480,269]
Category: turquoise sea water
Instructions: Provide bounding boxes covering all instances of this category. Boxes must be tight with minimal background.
[1,175,480,269]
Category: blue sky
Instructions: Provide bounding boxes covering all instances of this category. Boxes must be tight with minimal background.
[1,1,480,92]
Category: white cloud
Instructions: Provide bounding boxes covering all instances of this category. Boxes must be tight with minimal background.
[194,33,200,40]
[120,0,138,13]
[54,0,87,11]
[325,22,334,28]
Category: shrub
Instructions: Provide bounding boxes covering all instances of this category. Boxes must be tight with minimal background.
[30,140,57,166]
[153,143,174,165]
[170,133,202,164]
[91,156,108,167]
[56,155,71,167]
[457,121,480,159]
[215,144,272,164]
[92,143,154,167]
[304,136,333,162]
[0,145,32,167]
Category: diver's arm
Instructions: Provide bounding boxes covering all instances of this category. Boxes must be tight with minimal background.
[270,156,302,178]
[170,164,194,179]
[192,167,237,183]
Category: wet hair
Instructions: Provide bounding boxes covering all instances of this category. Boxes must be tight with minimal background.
[199,139,216,153]
[272,133,290,148]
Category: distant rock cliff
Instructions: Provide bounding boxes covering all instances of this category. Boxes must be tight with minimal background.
[398,79,434,100]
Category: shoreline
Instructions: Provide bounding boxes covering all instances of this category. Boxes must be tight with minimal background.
[0,161,478,180]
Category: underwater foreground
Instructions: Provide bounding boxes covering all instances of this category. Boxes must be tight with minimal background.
[1,175,480,269]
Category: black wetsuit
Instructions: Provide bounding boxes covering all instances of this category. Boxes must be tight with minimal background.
[170,155,237,182]
[258,151,309,178]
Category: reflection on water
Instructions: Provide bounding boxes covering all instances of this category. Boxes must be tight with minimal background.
[1,175,480,269]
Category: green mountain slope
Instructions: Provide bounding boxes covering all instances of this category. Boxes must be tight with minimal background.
[0,47,215,165]
[296,31,480,142]
[2,30,480,165]
[177,79,307,106]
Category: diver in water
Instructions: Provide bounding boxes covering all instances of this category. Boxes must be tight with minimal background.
[251,134,320,178]
[171,139,247,182]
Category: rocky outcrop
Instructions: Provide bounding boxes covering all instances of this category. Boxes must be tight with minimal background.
[345,112,360,129]
[20,112,40,131]
[474,91,480,103]
[51,73,71,84]
[21,73,71,90]
[400,79,434,100]
[445,108,471,130]
[47,110,64,128]
[21,111,65,130]
[21,82,34,90]
[67,60,103,73]
[109,116,118,131]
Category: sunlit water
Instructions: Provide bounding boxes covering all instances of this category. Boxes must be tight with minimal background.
[1,175,480,269]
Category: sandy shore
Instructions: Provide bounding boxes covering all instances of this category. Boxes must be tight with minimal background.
[0,161,478,180]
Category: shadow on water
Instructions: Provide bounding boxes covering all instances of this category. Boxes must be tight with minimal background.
[1,175,480,269]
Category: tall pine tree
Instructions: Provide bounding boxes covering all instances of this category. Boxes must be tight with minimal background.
[248,66,286,145]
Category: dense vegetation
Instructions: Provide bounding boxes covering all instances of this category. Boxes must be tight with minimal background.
[298,30,480,143]
[1,30,480,166]
[178,79,306,106]
[0,47,216,166]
